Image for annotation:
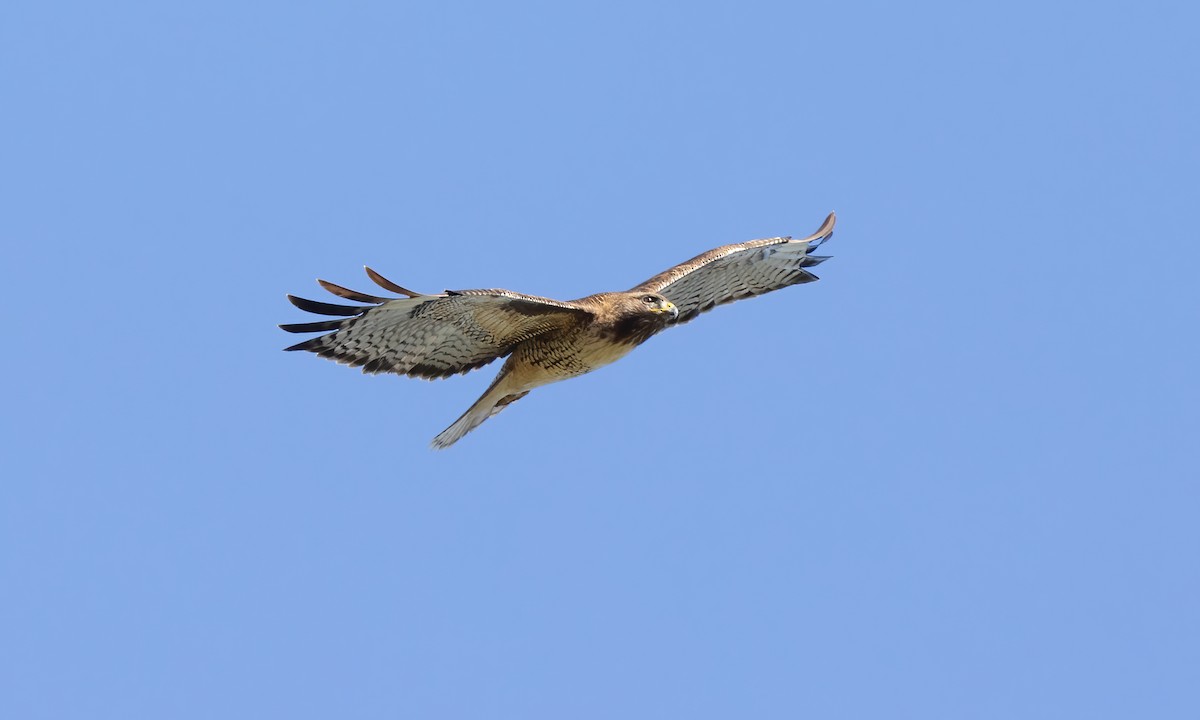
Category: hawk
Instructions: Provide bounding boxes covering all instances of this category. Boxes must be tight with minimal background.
[282,212,836,448]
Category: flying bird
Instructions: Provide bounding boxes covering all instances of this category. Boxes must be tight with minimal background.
[281,212,836,448]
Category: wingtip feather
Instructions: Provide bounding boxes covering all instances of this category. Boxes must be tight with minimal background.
[279,319,346,334]
[364,266,421,297]
[318,278,389,304]
[283,337,324,352]
[798,212,836,253]
[287,294,366,316]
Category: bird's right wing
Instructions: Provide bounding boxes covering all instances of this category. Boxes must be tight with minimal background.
[281,268,593,379]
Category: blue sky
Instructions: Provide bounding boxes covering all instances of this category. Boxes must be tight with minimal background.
[3,1,1198,717]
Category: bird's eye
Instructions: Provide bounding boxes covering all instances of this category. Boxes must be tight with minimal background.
[643,295,656,304]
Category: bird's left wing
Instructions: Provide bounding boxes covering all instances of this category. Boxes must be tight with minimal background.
[281,268,593,379]
[630,212,835,325]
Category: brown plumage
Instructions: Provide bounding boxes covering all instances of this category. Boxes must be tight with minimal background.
[281,212,836,448]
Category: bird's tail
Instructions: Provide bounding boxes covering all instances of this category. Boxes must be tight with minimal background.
[431,371,529,449]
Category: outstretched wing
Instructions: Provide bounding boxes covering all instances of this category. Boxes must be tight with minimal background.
[281,267,593,379]
[630,212,836,325]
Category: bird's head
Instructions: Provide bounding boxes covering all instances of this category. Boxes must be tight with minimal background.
[633,292,679,322]
[601,291,679,344]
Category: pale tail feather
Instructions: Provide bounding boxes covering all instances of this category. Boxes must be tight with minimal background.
[431,376,529,449]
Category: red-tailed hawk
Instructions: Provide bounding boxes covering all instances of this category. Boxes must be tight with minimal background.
[282,212,836,448]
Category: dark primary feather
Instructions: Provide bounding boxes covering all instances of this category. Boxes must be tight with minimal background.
[279,319,347,334]
[365,266,421,297]
[317,279,389,304]
[285,295,367,317]
[631,212,835,324]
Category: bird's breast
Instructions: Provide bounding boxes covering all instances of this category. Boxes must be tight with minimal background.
[513,329,641,385]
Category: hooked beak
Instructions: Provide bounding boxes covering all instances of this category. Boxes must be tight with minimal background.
[656,301,678,320]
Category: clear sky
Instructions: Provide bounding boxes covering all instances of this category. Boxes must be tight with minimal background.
[3,1,1198,717]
